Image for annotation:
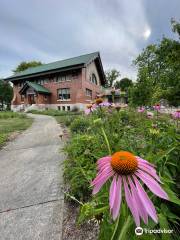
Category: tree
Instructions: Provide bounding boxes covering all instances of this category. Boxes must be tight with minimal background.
[105,69,120,87]
[13,61,43,73]
[130,20,180,106]
[171,18,180,38]
[0,80,13,110]
[115,78,133,91]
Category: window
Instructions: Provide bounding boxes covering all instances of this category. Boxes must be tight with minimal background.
[92,73,97,85]
[37,79,45,85]
[56,74,72,82]
[57,75,66,82]
[21,95,25,102]
[66,75,72,81]
[58,88,70,100]
[62,106,65,111]
[58,106,61,110]
[86,88,92,99]
[67,106,70,111]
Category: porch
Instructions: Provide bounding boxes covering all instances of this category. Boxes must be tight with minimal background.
[19,81,51,106]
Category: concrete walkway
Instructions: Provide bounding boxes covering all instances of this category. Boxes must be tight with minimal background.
[0,114,64,240]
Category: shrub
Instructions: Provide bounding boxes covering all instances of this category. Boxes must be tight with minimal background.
[55,115,79,127]
[70,117,91,134]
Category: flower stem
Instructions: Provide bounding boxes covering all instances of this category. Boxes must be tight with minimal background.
[111,215,132,240]
[101,127,112,155]
[110,214,120,240]
[117,215,132,240]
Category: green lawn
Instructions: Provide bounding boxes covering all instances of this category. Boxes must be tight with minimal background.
[27,109,82,127]
[0,112,33,147]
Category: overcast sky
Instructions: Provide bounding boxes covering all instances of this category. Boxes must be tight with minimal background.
[0,0,180,80]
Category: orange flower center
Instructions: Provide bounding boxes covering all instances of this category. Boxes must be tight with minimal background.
[87,104,93,109]
[95,98,103,104]
[111,151,138,175]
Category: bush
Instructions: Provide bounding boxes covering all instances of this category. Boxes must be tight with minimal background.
[70,117,91,134]
[64,133,107,200]
[55,115,83,127]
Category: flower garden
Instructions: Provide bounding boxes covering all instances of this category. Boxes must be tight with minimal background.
[63,99,180,240]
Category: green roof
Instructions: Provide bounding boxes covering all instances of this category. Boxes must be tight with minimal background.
[20,81,51,94]
[6,52,100,81]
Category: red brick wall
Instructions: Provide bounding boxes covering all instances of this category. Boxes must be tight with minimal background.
[12,63,103,106]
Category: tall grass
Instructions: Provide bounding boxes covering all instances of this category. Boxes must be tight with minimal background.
[0,111,26,119]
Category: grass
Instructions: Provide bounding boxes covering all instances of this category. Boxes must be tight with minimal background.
[55,115,81,127]
[27,109,82,127]
[27,109,82,117]
[0,111,33,147]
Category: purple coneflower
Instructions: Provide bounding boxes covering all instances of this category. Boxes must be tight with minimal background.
[153,104,161,111]
[95,98,104,105]
[172,110,180,119]
[137,107,145,113]
[99,102,111,107]
[147,111,154,119]
[85,104,96,115]
[91,151,168,226]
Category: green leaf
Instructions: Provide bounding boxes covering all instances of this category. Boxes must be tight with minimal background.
[117,216,133,240]
[110,214,133,240]
[163,185,180,205]
[158,213,170,240]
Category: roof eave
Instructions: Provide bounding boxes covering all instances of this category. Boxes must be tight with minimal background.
[5,64,85,82]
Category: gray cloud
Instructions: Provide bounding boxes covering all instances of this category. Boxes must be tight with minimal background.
[0,0,179,80]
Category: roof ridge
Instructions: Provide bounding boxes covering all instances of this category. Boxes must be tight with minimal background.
[49,51,99,64]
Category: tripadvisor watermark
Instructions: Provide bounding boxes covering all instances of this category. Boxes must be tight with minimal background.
[135,227,173,236]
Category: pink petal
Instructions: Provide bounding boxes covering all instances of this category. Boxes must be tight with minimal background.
[98,163,112,174]
[135,172,168,200]
[92,171,113,194]
[91,167,112,185]
[97,156,111,165]
[109,176,117,209]
[123,176,140,226]
[98,161,111,171]
[138,163,161,183]
[85,109,90,115]
[137,157,155,167]
[133,176,158,223]
[112,176,122,220]
[128,177,148,224]
[138,160,157,174]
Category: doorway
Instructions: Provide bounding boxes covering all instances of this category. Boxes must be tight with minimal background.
[28,94,35,105]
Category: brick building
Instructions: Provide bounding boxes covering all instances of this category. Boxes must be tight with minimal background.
[5,52,106,111]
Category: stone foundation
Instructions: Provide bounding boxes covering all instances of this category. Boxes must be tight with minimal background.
[11,103,86,112]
